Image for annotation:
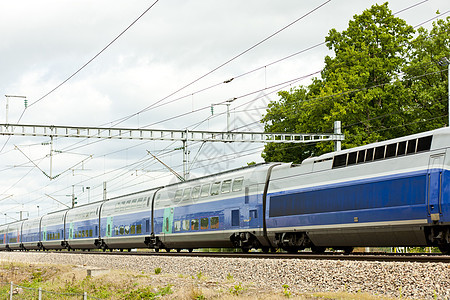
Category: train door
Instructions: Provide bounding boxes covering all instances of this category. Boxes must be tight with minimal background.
[244,184,259,229]
[106,217,113,238]
[162,208,174,241]
[428,153,445,222]
[43,226,47,242]
[68,223,73,240]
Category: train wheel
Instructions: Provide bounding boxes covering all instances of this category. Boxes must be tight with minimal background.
[155,248,160,253]
[176,249,181,253]
[285,247,298,254]
[165,248,171,252]
[311,246,326,254]
[262,247,269,253]
[188,248,193,253]
[343,247,354,254]
[439,245,450,255]
[242,248,249,253]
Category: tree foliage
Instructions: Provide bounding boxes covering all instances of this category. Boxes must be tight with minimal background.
[262,3,450,163]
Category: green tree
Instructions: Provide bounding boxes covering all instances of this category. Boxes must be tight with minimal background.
[402,16,450,132]
[262,3,449,163]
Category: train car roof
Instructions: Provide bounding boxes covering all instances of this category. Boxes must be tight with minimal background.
[303,126,450,163]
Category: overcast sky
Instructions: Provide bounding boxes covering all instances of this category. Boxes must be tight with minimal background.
[0,0,448,222]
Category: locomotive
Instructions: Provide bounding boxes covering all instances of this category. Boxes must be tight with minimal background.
[1,127,449,254]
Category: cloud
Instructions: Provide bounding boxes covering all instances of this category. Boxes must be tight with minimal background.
[1,0,448,218]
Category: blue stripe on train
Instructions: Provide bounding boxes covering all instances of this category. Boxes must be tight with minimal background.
[266,169,448,228]
[269,172,427,218]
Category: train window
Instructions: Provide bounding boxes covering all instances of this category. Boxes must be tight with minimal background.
[182,220,190,231]
[249,209,258,219]
[200,184,210,198]
[407,139,417,154]
[174,221,181,232]
[137,224,142,234]
[221,179,232,193]
[115,227,119,236]
[231,210,239,227]
[211,217,219,229]
[89,229,93,237]
[191,219,199,230]
[131,199,137,208]
[232,177,244,192]
[417,136,432,152]
[174,190,183,201]
[182,188,191,200]
[145,220,150,232]
[347,152,357,165]
[125,226,130,235]
[357,150,365,163]
[210,182,221,196]
[332,154,347,168]
[119,226,124,235]
[397,141,406,156]
[191,186,200,199]
[365,148,374,162]
[200,218,209,230]
[131,225,136,235]
[385,143,397,158]
[374,146,385,160]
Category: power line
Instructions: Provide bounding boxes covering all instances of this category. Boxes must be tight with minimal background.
[28,0,160,110]
[103,0,333,128]
[0,0,160,153]
[2,1,446,215]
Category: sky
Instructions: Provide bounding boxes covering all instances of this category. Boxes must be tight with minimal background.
[0,0,449,223]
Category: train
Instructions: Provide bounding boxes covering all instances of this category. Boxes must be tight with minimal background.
[1,127,450,254]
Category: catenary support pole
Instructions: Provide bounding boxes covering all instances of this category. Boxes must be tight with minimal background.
[334,121,341,151]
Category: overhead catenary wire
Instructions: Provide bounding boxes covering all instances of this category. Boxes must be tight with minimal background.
[3,61,446,211]
[0,0,161,154]
[9,1,442,163]
[104,0,333,128]
[1,1,446,218]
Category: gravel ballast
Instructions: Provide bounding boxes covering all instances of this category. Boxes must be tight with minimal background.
[1,252,449,299]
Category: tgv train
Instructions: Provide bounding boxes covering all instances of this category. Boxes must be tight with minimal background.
[1,127,450,254]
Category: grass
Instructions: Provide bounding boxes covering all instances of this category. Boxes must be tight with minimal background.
[0,261,401,300]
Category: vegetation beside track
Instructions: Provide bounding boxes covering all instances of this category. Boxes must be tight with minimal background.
[0,261,398,299]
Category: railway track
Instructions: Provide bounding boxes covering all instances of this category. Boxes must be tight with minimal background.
[42,249,450,263]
